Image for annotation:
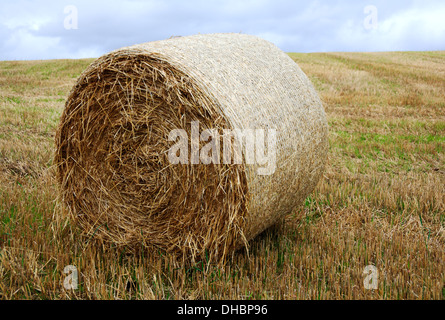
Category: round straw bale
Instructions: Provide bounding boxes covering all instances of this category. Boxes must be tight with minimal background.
[54,33,328,262]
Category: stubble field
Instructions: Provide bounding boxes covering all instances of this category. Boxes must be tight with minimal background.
[0,51,443,299]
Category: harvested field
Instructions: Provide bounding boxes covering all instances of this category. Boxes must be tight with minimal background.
[0,50,444,299]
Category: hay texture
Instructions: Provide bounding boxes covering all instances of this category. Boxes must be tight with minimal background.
[55,33,328,262]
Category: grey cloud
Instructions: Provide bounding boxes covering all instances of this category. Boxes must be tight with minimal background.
[0,0,444,60]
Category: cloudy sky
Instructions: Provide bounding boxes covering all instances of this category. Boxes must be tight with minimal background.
[1,0,444,60]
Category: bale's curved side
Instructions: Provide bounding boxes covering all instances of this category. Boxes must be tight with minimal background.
[55,33,328,262]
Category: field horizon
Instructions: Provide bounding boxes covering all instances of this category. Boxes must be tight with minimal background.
[0,50,444,299]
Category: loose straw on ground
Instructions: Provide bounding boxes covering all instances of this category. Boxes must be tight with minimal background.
[54,33,328,263]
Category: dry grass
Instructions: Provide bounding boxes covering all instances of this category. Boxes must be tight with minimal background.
[0,51,444,299]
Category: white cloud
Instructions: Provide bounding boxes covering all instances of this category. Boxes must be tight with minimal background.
[334,3,445,52]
